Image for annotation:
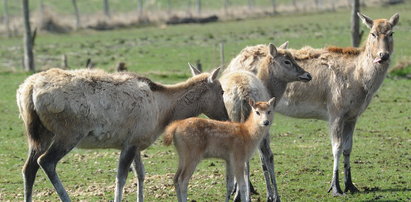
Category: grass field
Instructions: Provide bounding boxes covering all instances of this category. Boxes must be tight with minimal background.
[0,2,410,201]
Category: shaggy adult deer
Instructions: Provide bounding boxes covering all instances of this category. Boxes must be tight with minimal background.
[222,43,311,201]
[227,13,400,197]
[17,67,228,202]
[164,98,276,202]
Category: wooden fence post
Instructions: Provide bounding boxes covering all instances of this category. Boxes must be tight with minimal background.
[23,0,35,72]
[104,0,111,18]
[72,0,81,29]
[351,0,361,47]
[3,0,11,37]
[220,42,225,67]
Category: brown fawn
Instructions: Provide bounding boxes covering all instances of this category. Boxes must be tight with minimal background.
[164,97,275,202]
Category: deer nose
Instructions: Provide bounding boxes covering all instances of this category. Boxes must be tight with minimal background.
[263,120,270,126]
[379,52,390,61]
[298,72,312,82]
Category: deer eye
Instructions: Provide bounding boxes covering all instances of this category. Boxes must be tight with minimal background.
[388,32,394,37]
[371,33,377,38]
[256,111,260,116]
[267,111,271,114]
[284,60,291,65]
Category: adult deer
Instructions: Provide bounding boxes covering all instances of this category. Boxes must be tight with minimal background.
[222,43,311,201]
[226,13,400,198]
[17,67,228,202]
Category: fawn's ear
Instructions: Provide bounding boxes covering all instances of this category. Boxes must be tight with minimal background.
[189,63,202,76]
[207,67,221,83]
[268,43,278,57]
[389,13,400,27]
[279,41,289,49]
[268,97,276,107]
[358,12,373,29]
[248,98,256,109]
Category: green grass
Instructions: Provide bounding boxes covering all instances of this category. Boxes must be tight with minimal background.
[0,2,410,202]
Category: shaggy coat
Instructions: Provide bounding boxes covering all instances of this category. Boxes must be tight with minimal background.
[164,98,275,202]
[17,67,228,202]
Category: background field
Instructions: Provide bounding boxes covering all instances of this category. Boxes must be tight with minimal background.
[0,1,410,201]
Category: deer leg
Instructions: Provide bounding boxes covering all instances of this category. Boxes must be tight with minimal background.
[23,147,43,202]
[37,138,78,202]
[233,162,258,202]
[131,151,145,202]
[342,120,360,193]
[178,158,200,202]
[327,117,344,196]
[114,145,138,202]
[234,161,250,202]
[259,132,280,202]
[225,160,234,202]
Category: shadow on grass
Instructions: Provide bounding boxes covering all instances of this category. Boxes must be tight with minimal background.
[357,187,411,202]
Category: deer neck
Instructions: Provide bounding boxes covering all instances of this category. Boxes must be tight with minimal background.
[156,83,206,129]
[257,67,287,102]
[355,44,391,94]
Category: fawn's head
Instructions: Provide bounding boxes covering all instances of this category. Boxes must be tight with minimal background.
[248,97,276,127]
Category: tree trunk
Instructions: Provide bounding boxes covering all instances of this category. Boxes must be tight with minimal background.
[137,0,143,17]
[22,0,35,72]
[331,0,336,11]
[38,0,45,24]
[351,0,360,47]
[104,0,110,18]
[248,0,254,10]
[196,0,201,16]
[224,0,229,15]
[3,0,11,37]
[167,0,171,15]
[72,0,81,29]
[292,0,299,12]
[271,0,276,14]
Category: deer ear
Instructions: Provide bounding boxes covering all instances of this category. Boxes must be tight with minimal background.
[189,63,202,76]
[207,67,221,83]
[389,13,400,27]
[268,43,277,57]
[248,98,256,108]
[357,12,373,29]
[268,97,276,107]
[279,41,289,49]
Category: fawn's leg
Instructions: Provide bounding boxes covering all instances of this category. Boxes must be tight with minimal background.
[234,161,250,202]
[225,160,235,202]
[178,158,200,202]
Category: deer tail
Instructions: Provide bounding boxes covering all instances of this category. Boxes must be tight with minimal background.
[164,121,179,146]
[17,82,43,151]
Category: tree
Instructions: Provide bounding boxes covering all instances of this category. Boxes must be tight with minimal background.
[351,0,361,47]
[196,0,201,16]
[3,0,11,37]
[22,0,35,72]
[103,0,110,18]
[137,0,143,17]
[72,0,81,29]
[271,0,276,14]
